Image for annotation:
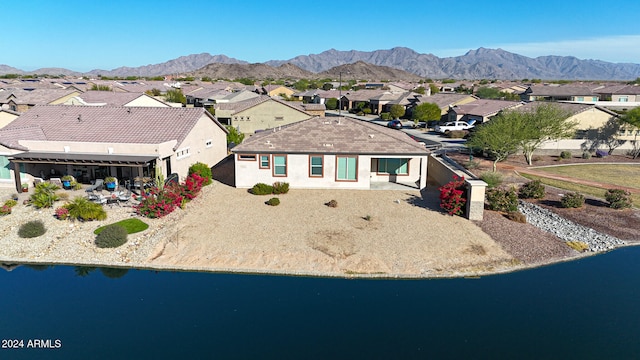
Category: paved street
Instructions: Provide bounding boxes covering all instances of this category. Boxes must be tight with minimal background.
[325,110,467,152]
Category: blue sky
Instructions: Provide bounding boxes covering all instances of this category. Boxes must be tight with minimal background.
[4,0,640,72]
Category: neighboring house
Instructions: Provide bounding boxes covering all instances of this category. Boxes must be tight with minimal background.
[0,108,20,128]
[447,99,523,123]
[214,95,313,133]
[593,85,640,102]
[1,88,82,112]
[232,117,429,190]
[414,93,479,116]
[0,105,228,191]
[340,90,387,112]
[300,103,326,117]
[520,85,599,102]
[515,102,634,140]
[63,91,170,107]
[260,85,295,98]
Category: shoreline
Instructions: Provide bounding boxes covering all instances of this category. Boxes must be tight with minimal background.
[3,242,633,280]
[1,182,635,280]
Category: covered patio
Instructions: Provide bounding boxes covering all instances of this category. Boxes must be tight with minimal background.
[9,152,158,193]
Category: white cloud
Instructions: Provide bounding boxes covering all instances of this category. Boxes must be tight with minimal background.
[430,35,640,64]
[495,35,640,63]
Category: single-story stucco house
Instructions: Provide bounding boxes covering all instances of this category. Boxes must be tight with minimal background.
[231,116,429,190]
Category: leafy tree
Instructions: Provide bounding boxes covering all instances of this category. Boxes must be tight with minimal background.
[322,83,333,90]
[516,103,576,165]
[226,125,245,146]
[325,98,338,110]
[411,102,440,122]
[475,87,503,99]
[413,86,425,95]
[235,78,256,86]
[621,107,640,158]
[164,89,186,104]
[389,104,405,119]
[466,115,523,172]
[146,88,161,96]
[90,84,111,91]
[429,83,440,94]
[201,76,212,82]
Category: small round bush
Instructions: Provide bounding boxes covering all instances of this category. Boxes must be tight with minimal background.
[506,211,527,223]
[561,192,585,208]
[95,225,128,248]
[605,189,632,209]
[447,130,468,139]
[325,200,338,208]
[480,171,503,189]
[560,151,572,159]
[518,180,545,199]
[4,199,18,208]
[266,197,280,206]
[188,162,212,185]
[272,181,289,194]
[250,183,274,195]
[581,151,592,159]
[18,220,46,238]
[486,188,518,212]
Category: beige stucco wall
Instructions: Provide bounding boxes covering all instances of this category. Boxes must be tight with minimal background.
[125,96,168,107]
[235,153,372,189]
[571,108,616,131]
[169,115,228,178]
[49,91,82,105]
[268,87,295,97]
[0,112,18,129]
[232,101,311,134]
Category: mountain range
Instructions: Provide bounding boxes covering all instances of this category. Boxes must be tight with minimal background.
[3,47,640,81]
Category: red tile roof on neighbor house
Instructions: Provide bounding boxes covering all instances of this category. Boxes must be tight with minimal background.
[1,105,226,150]
[232,117,429,155]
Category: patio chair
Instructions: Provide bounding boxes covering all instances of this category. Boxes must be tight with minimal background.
[85,179,104,193]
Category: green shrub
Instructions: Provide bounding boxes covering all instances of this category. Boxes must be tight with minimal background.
[506,211,527,223]
[560,151,572,159]
[4,199,18,208]
[605,189,632,209]
[518,180,545,199]
[486,188,518,212]
[95,225,128,248]
[464,160,480,170]
[250,183,274,195]
[480,171,503,188]
[266,197,280,206]
[272,181,289,194]
[188,162,212,185]
[29,182,60,208]
[581,151,592,159]
[64,197,107,221]
[18,220,46,238]
[0,205,11,216]
[94,218,149,235]
[561,192,585,208]
[380,112,392,120]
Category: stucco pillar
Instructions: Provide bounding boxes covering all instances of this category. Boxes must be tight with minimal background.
[465,179,487,221]
[12,161,22,193]
[419,156,427,189]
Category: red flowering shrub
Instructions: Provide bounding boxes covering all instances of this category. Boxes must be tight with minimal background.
[439,175,467,216]
[164,183,186,209]
[134,186,176,218]
[0,205,11,216]
[54,207,69,220]
[181,173,205,200]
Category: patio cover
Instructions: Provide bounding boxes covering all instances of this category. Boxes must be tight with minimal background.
[9,152,157,166]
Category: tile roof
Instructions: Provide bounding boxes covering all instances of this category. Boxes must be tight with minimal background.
[74,91,152,106]
[214,95,310,115]
[0,126,46,150]
[232,117,429,155]
[341,90,388,101]
[1,88,79,105]
[3,105,225,149]
[415,93,477,108]
[452,99,522,116]
[516,101,617,117]
[525,85,595,96]
[593,85,640,95]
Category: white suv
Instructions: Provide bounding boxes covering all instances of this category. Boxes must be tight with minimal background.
[434,120,475,134]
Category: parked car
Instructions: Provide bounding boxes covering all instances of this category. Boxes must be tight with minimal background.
[434,120,475,134]
[387,119,403,130]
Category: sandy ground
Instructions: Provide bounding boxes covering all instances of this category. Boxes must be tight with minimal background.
[145,182,517,277]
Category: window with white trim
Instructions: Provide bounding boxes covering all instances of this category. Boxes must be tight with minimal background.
[309,155,323,177]
[377,158,408,175]
[238,154,257,161]
[176,147,191,159]
[259,155,270,169]
[336,156,357,181]
[273,155,287,176]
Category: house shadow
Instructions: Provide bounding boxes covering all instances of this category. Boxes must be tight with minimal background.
[404,186,441,211]
[211,154,235,187]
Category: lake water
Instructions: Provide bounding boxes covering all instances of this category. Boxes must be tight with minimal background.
[2,248,640,359]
